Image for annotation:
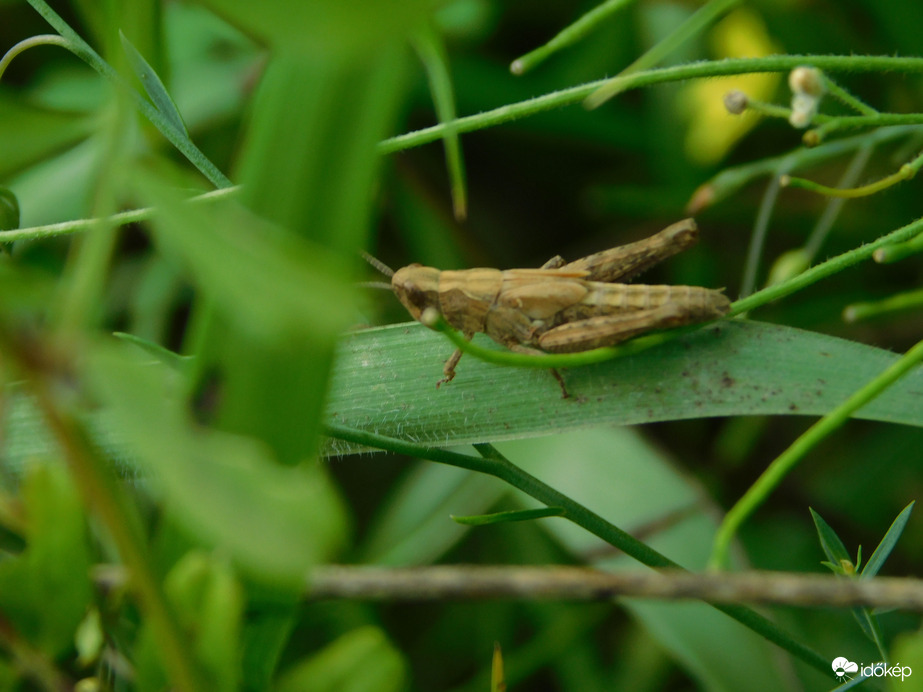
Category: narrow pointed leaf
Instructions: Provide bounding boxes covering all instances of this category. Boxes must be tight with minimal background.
[861,501,915,579]
[810,508,852,568]
[119,29,188,137]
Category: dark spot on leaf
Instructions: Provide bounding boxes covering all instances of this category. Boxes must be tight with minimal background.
[789,403,799,411]
[720,372,735,388]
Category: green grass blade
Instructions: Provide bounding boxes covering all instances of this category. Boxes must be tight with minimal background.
[323,320,923,455]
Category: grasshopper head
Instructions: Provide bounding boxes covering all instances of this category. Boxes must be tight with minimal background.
[392,264,441,322]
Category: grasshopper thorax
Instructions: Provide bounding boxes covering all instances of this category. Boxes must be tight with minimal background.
[392,264,442,322]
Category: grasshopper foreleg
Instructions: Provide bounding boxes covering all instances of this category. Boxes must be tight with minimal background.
[438,346,466,387]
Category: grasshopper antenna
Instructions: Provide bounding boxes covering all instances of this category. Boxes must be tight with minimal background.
[360,250,395,292]
[361,250,394,278]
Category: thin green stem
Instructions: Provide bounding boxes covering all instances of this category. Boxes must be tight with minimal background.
[739,163,788,300]
[510,0,636,75]
[738,98,793,121]
[585,0,740,108]
[24,0,231,189]
[0,187,240,244]
[843,288,923,323]
[729,215,923,317]
[379,55,923,154]
[323,424,829,674]
[874,231,923,264]
[821,75,878,116]
[810,112,923,142]
[710,336,923,569]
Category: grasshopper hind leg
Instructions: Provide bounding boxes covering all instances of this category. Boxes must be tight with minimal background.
[537,303,707,353]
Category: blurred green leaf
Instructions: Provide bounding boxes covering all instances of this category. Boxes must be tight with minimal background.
[86,340,349,586]
[137,175,356,344]
[182,20,409,466]
[135,552,244,692]
[273,626,406,692]
[0,464,93,658]
[192,0,427,54]
[0,187,20,230]
[888,627,923,692]
[136,168,357,464]
[0,94,95,178]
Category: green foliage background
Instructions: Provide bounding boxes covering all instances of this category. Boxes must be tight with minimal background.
[0,0,922,690]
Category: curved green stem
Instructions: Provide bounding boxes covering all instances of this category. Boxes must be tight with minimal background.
[323,423,830,674]
[0,34,71,82]
[782,163,916,198]
[688,125,921,212]
[422,309,693,370]
[710,336,923,569]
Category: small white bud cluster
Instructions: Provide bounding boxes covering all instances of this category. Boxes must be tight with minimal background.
[788,66,825,128]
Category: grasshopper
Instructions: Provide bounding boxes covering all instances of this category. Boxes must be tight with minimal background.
[385,218,730,387]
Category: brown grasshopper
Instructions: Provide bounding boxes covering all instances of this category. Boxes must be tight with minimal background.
[385,218,730,386]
